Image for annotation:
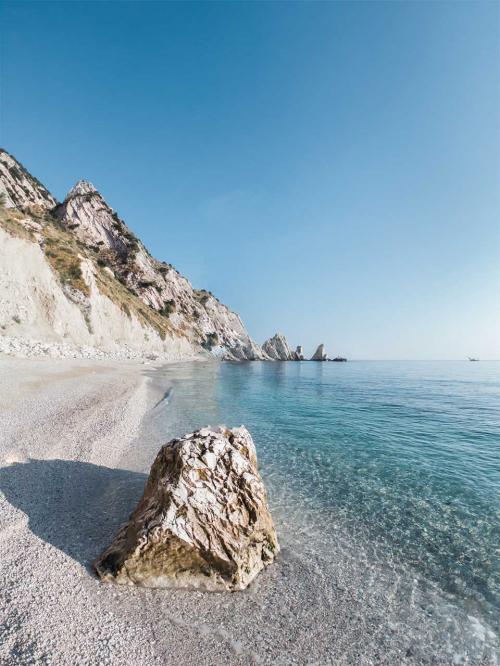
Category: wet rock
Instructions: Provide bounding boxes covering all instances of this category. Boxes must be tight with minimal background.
[94,425,279,591]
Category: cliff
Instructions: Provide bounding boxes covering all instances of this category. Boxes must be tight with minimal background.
[0,150,56,210]
[0,149,266,361]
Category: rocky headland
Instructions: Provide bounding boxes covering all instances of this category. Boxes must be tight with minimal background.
[0,149,344,363]
[0,149,267,361]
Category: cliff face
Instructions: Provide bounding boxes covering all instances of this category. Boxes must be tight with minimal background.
[0,150,56,210]
[0,224,194,360]
[0,150,266,361]
[54,179,266,360]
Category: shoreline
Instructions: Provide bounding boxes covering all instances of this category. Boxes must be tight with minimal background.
[0,356,267,665]
[1,357,497,665]
[0,334,204,363]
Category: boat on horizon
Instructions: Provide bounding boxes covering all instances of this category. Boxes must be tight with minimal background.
[468,357,480,361]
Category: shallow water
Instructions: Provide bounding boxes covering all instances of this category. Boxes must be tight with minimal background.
[145,360,500,663]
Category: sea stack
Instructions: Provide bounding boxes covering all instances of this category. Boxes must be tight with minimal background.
[311,344,327,361]
[94,426,279,591]
[294,345,304,360]
[262,333,293,361]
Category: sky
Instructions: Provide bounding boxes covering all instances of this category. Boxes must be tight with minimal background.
[0,1,498,359]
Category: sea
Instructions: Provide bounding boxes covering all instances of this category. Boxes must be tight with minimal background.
[144,360,499,664]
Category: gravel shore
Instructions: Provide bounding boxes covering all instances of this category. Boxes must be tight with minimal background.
[0,335,195,361]
[0,357,156,664]
[4,357,490,665]
[0,357,290,666]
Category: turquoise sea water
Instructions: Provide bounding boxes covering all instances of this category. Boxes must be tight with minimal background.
[148,361,499,663]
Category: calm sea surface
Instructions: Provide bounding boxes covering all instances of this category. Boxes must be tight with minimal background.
[146,361,499,663]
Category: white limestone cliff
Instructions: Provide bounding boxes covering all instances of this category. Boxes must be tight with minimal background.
[0,225,196,360]
[54,178,267,360]
[0,150,267,361]
[0,150,56,210]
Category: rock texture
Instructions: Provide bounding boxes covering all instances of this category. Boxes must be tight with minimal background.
[311,344,327,361]
[0,149,56,210]
[0,222,195,361]
[94,426,279,591]
[53,178,266,360]
[0,150,267,361]
[262,333,293,361]
[55,180,131,257]
[294,345,304,360]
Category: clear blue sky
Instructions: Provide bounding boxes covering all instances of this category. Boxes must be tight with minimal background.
[1,1,498,359]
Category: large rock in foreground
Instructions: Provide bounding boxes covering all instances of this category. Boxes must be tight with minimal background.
[262,332,293,360]
[94,426,279,591]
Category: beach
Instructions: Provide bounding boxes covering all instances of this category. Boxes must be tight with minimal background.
[0,357,293,665]
[0,0,497,661]
[0,357,498,665]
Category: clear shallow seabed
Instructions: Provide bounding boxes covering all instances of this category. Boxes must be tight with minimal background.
[143,361,499,664]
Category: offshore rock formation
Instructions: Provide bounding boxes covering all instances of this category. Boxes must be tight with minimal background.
[311,343,327,361]
[294,345,304,360]
[94,426,279,591]
[262,333,293,361]
[0,150,267,360]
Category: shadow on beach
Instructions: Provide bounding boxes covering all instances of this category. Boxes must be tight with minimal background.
[0,458,147,569]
